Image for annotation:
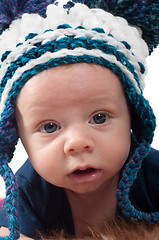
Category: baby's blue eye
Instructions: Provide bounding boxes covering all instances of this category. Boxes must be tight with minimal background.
[40,122,60,133]
[90,113,108,124]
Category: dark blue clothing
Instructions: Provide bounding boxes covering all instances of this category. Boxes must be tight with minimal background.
[130,148,159,212]
[0,148,159,239]
[0,160,75,239]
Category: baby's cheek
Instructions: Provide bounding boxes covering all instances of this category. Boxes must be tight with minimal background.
[30,151,61,180]
[102,136,130,171]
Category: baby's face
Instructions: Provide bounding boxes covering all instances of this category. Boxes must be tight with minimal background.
[15,63,131,194]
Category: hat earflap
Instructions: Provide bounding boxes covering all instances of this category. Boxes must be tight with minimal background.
[0,158,19,240]
[0,102,19,239]
[117,140,159,223]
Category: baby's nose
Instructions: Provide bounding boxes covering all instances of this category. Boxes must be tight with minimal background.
[64,130,94,155]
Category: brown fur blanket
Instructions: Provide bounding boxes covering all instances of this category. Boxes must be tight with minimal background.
[40,218,159,240]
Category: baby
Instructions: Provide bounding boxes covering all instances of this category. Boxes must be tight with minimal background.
[0,0,159,239]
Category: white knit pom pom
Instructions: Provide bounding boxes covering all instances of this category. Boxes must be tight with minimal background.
[45,4,68,29]
[0,2,148,64]
[19,13,43,41]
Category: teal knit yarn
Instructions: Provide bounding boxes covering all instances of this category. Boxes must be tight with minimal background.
[0,157,19,240]
[0,102,19,240]
[117,141,159,223]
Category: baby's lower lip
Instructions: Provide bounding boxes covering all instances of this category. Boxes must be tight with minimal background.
[67,168,102,184]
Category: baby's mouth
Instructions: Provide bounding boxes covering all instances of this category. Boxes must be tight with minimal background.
[68,167,102,184]
[73,168,96,175]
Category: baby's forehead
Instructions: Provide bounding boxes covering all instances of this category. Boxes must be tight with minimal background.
[20,62,123,91]
[16,62,126,110]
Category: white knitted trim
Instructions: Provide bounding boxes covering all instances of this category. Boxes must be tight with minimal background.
[0,2,148,62]
[0,47,141,118]
[0,28,145,90]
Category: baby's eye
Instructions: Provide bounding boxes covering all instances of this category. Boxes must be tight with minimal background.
[40,122,61,133]
[89,113,109,125]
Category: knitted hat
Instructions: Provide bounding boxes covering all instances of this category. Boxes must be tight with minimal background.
[0,0,159,239]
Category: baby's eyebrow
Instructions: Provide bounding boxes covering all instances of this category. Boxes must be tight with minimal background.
[88,94,120,105]
[25,105,52,115]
